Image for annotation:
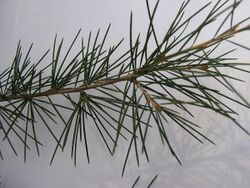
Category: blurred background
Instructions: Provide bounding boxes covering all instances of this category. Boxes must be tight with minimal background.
[1,0,250,187]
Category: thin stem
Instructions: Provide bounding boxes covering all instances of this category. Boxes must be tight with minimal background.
[1,24,249,103]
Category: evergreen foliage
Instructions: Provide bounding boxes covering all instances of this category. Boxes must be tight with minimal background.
[0,0,250,177]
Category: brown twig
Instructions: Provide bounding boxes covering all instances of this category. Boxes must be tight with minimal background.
[0,24,249,103]
[133,79,162,111]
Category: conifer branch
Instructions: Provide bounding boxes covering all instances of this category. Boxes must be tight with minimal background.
[1,23,250,103]
[1,0,250,176]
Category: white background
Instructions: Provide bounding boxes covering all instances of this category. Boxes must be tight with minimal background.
[1,0,250,187]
